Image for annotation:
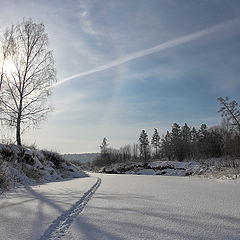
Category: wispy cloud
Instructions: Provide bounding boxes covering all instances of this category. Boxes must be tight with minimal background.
[79,11,96,35]
[54,18,240,87]
[78,0,97,36]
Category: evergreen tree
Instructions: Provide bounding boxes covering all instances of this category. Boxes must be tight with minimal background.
[139,130,150,161]
[161,131,173,160]
[99,137,110,164]
[181,123,191,159]
[198,124,209,157]
[191,127,199,157]
[100,137,109,154]
[171,123,185,161]
[199,124,208,138]
[94,137,110,167]
[151,128,161,157]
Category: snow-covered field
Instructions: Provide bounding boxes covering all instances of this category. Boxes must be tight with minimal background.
[0,173,239,240]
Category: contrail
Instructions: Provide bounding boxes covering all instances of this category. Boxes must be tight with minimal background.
[54,18,239,87]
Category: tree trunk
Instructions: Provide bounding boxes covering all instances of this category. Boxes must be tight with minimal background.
[16,116,21,146]
[16,97,23,146]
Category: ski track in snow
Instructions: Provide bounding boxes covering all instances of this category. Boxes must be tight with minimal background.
[38,177,101,240]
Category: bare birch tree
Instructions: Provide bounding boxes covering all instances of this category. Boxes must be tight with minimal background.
[0,19,56,145]
[0,26,14,90]
[217,97,240,131]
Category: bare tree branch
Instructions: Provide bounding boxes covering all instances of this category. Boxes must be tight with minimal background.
[217,96,240,132]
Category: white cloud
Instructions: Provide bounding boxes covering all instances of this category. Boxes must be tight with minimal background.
[55,17,240,87]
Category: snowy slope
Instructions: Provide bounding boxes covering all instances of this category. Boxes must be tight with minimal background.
[0,144,87,194]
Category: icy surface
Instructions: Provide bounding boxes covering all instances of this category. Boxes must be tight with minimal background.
[0,174,240,240]
[65,174,240,240]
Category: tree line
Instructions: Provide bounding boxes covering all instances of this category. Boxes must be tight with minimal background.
[94,97,240,167]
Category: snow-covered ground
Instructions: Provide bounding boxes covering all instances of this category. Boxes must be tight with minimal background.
[0,177,98,240]
[0,173,239,240]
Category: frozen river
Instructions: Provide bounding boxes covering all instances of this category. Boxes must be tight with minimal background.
[0,173,239,240]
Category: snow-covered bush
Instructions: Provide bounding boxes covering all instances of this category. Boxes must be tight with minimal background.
[41,150,65,168]
[0,160,10,190]
[98,160,202,176]
[21,164,44,180]
[0,144,88,193]
[0,145,15,162]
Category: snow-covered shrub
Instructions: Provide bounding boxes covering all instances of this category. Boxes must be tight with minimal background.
[0,145,15,162]
[22,164,43,180]
[0,160,10,190]
[41,150,65,168]
[0,144,87,193]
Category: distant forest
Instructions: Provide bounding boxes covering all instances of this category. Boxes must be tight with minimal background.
[63,153,99,163]
[93,97,240,168]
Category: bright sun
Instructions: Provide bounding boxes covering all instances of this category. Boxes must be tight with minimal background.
[4,58,16,75]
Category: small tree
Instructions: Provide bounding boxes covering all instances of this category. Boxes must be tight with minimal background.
[100,137,108,155]
[139,130,150,161]
[151,128,160,157]
[132,143,139,160]
[94,137,110,167]
[0,19,56,145]
[217,97,240,131]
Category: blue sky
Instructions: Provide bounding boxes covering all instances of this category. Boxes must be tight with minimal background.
[0,0,240,153]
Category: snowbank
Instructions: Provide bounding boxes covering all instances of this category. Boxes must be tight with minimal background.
[0,144,87,193]
[99,160,202,176]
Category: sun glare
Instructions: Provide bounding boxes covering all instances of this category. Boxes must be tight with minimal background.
[4,58,16,75]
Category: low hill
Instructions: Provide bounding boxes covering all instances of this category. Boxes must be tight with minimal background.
[63,153,99,163]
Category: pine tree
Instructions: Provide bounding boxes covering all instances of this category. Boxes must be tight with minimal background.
[100,137,109,154]
[161,131,173,160]
[198,124,209,157]
[139,130,150,161]
[151,128,161,157]
[99,137,109,164]
[191,127,199,157]
[171,123,185,161]
[181,123,191,159]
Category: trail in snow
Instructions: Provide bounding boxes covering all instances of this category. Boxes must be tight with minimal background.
[38,177,101,240]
